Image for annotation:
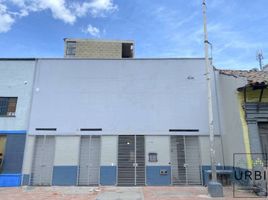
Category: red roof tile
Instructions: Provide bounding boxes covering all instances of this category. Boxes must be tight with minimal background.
[219,70,268,85]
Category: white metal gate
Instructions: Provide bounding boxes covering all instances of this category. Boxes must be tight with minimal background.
[78,135,101,185]
[30,135,55,186]
[171,136,201,185]
[117,135,145,186]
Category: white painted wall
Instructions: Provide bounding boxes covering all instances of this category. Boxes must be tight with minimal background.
[29,58,220,136]
[22,135,35,174]
[54,136,80,166]
[145,135,170,166]
[217,73,248,166]
[0,60,35,130]
[199,135,224,166]
[100,136,117,166]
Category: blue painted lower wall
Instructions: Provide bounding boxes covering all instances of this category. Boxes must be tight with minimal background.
[100,166,116,185]
[146,166,171,186]
[0,174,21,187]
[52,166,77,186]
[1,134,26,174]
[202,165,250,186]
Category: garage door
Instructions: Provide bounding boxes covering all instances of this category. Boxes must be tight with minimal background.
[171,136,201,185]
[78,136,101,185]
[30,135,55,186]
[117,135,145,186]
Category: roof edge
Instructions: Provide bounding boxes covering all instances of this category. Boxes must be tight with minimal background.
[0,58,36,61]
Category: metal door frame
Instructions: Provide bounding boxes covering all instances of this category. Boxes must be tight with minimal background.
[117,135,145,186]
[30,135,55,186]
[77,135,101,186]
[170,135,201,185]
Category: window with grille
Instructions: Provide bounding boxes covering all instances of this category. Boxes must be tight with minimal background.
[0,97,18,116]
[148,153,158,162]
[66,41,76,56]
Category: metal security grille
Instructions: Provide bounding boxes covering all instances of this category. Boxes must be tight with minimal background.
[30,135,55,186]
[117,135,145,186]
[78,136,101,186]
[259,123,268,164]
[171,136,201,185]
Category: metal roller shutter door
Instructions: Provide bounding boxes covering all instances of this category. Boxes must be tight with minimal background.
[78,136,101,186]
[171,136,201,185]
[30,135,55,186]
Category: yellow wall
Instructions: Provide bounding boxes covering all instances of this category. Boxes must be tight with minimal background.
[0,136,6,171]
[238,93,252,169]
[237,87,268,169]
[245,88,268,103]
[0,136,6,156]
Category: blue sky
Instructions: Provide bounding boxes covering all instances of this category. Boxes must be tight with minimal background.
[0,0,267,69]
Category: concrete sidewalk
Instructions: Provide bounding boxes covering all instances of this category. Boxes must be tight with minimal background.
[0,186,263,200]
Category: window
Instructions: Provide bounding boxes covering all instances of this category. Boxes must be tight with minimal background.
[148,153,158,162]
[0,97,17,116]
[122,43,133,58]
[66,41,76,56]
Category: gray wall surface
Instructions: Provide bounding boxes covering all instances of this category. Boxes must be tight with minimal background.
[29,58,220,135]
[217,73,248,166]
[199,135,224,166]
[0,60,36,130]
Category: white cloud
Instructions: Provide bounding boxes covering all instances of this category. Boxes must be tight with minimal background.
[73,0,118,17]
[0,0,118,32]
[83,24,101,37]
[0,4,15,33]
[36,0,76,24]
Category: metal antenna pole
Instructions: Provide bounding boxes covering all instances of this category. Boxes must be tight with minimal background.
[256,50,264,71]
[202,0,217,183]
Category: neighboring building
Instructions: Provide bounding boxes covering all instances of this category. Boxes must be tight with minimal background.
[218,70,268,165]
[217,70,268,194]
[21,58,224,186]
[0,59,36,186]
[64,39,134,58]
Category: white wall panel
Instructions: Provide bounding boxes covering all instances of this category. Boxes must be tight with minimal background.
[0,60,35,130]
[100,136,117,166]
[28,59,218,135]
[145,135,170,166]
[199,135,224,166]
[54,136,80,166]
[22,135,35,174]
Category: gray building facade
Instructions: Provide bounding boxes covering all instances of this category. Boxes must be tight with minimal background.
[21,58,224,186]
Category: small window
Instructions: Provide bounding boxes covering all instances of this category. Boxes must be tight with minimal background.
[149,153,158,162]
[0,97,17,116]
[122,43,133,58]
[66,41,76,56]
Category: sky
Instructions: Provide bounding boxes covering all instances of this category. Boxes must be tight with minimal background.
[0,0,267,70]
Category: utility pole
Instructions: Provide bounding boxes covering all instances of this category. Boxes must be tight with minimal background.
[256,50,264,70]
[202,0,223,197]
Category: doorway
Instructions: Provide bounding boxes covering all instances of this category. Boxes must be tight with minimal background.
[117,135,145,186]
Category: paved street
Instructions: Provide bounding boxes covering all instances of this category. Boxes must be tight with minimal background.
[0,186,264,200]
